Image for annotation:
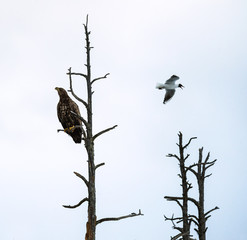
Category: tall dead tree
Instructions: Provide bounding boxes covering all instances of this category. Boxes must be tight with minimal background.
[164,132,219,240]
[59,16,143,240]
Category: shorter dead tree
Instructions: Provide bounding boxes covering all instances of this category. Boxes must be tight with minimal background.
[185,148,219,240]
[164,132,219,240]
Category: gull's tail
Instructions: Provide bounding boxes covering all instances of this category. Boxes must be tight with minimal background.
[156,83,165,90]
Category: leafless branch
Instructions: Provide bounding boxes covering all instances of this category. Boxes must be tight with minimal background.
[96,209,143,225]
[67,67,88,109]
[57,128,65,133]
[205,206,219,217]
[63,197,89,209]
[95,162,105,170]
[183,137,197,149]
[70,111,89,130]
[204,151,210,163]
[187,197,199,208]
[84,14,89,28]
[93,125,118,141]
[164,214,183,224]
[204,159,217,171]
[165,196,199,208]
[74,171,89,188]
[166,154,180,161]
[188,214,199,224]
[68,71,87,79]
[164,214,185,239]
[184,154,190,161]
[165,197,183,210]
[91,73,110,85]
[186,165,198,176]
[205,173,213,179]
[186,159,216,177]
[171,231,191,240]
[187,182,193,191]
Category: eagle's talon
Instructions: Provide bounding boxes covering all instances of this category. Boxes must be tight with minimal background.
[69,125,76,131]
[64,126,76,133]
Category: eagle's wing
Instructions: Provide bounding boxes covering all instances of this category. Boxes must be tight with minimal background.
[69,100,82,125]
[57,98,82,128]
[57,102,69,129]
[68,99,83,143]
[163,89,176,104]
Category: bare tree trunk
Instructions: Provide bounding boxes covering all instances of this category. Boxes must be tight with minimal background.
[60,16,143,240]
[84,16,96,240]
[186,148,219,240]
[197,148,206,240]
[165,132,196,240]
[178,133,190,240]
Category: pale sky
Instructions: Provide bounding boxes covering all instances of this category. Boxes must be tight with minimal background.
[1,0,247,239]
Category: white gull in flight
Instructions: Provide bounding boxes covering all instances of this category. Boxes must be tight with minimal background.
[156,75,184,104]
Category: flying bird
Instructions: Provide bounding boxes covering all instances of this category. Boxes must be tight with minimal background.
[156,75,184,104]
[55,87,82,143]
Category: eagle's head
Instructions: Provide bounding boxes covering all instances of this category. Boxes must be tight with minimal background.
[55,87,68,98]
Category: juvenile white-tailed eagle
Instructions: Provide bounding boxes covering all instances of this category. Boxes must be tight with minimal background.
[55,87,82,143]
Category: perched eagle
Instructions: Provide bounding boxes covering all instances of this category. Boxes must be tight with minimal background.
[55,87,82,143]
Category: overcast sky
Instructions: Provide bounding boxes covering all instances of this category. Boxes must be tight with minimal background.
[1,0,247,239]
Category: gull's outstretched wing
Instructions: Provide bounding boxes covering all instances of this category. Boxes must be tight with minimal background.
[163,89,176,104]
[165,75,180,84]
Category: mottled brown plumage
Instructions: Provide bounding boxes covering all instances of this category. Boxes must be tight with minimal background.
[55,87,82,143]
